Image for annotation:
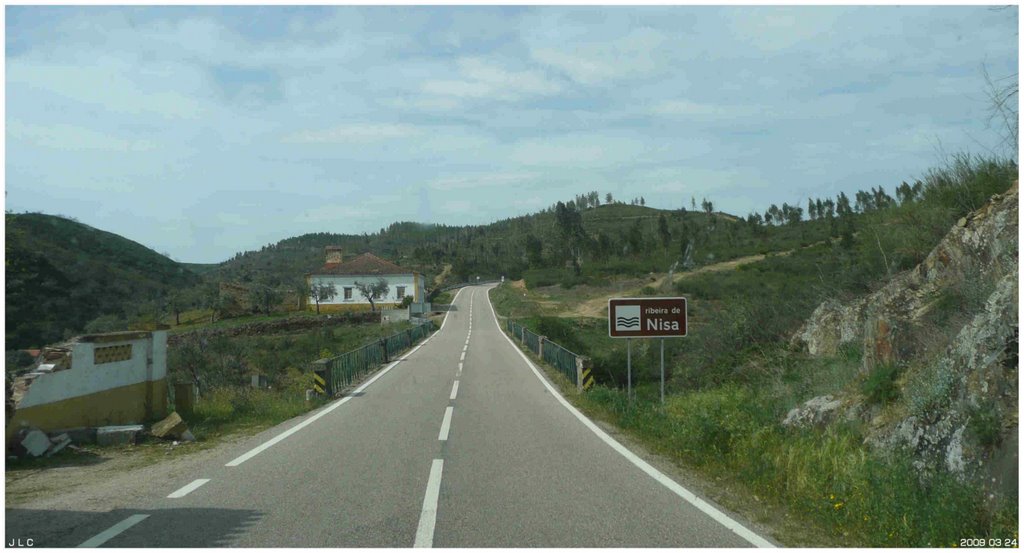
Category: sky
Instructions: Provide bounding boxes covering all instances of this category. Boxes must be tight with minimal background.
[4,5,1019,263]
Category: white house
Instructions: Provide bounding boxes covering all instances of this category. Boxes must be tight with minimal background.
[306,247,425,312]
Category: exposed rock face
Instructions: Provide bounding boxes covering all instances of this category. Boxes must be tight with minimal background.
[792,182,1018,373]
[867,269,1018,482]
[782,395,844,429]
[789,181,1018,487]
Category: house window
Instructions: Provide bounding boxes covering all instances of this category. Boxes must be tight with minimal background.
[344,287,353,300]
[396,286,406,299]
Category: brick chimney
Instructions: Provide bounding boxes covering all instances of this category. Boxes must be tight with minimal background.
[325,246,343,264]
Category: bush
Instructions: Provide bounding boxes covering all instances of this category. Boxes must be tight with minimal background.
[862,363,900,406]
[968,400,1003,448]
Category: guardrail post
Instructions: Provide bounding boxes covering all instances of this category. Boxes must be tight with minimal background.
[380,337,390,363]
[576,356,594,393]
[311,359,330,396]
[538,335,546,358]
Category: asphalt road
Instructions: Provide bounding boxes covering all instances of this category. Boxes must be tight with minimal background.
[8,285,775,548]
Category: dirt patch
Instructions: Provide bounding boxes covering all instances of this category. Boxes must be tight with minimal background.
[509,279,527,291]
[5,434,243,510]
[434,264,452,287]
[560,253,775,318]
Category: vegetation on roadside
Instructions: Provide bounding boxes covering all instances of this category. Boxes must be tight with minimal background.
[492,154,1018,547]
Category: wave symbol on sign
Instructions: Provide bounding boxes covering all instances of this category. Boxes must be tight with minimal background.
[615,317,639,328]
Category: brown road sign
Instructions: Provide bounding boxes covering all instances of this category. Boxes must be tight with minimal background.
[608,297,687,338]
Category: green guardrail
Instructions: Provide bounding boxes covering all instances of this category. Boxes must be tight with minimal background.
[505,319,582,388]
[312,321,435,396]
[542,340,579,386]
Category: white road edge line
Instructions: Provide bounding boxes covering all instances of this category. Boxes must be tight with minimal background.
[78,514,149,548]
[438,406,454,441]
[225,287,467,467]
[450,380,459,400]
[167,478,211,498]
[414,459,445,548]
[485,286,776,549]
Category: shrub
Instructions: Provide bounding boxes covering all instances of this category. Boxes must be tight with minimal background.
[905,360,956,417]
[968,400,1003,448]
[862,363,900,406]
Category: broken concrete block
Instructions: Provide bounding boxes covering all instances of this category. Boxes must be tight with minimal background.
[51,427,97,445]
[96,425,144,446]
[46,433,72,457]
[21,429,51,457]
[151,412,188,439]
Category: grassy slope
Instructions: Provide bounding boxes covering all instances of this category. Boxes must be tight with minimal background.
[5,213,201,349]
[171,319,421,439]
[488,156,1018,546]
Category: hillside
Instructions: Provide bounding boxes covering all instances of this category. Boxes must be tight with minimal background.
[5,213,201,348]
[206,199,825,295]
[487,155,1018,546]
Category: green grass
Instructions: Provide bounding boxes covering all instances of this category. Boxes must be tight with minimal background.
[183,383,327,440]
[861,363,901,406]
[574,384,1016,546]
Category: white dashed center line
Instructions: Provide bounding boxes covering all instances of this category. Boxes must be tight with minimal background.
[450,380,459,400]
[167,478,210,498]
[78,514,149,548]
[438,407,454,441]
[414,459,445,547]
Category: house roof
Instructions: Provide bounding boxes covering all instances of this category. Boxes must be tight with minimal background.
[315,252,409,276]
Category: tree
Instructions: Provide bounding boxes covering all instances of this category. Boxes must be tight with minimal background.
[657,214,671,249]
[309,282,337,315]
[354,278,390,312]
[523,233,543,267]
[626,219,644,255]
[701,198,716,229]
[197,282,222,323]
[249,282,281,315]
[293,278,310,310]
[606,192,613,204]
[167,288,194,326]
[982,63,1018,155]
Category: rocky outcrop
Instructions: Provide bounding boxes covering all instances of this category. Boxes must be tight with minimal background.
[792,182,1018,373]
[789,181,1018,488]
[866,269,1018,482]
[782,395,844,428]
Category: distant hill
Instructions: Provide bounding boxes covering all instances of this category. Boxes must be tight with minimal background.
[5,213,201,348]
[209,201,791,293]
[3,197,825,348]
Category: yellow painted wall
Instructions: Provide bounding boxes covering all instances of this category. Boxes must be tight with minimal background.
[6,379,167,444]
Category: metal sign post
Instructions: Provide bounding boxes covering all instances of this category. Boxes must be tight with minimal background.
[660,338,665,406]
[627,338,632,403]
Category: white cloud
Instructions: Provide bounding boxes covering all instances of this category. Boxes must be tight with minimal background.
[529,27,668,85]
[429,171,538,191]
[282,123,422,143]
[724,7,843,52]
[509,133,650,167]
[7,58,207,120]
[7,121,157,152]
[651,99,766,120]
[420,57,562,102]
